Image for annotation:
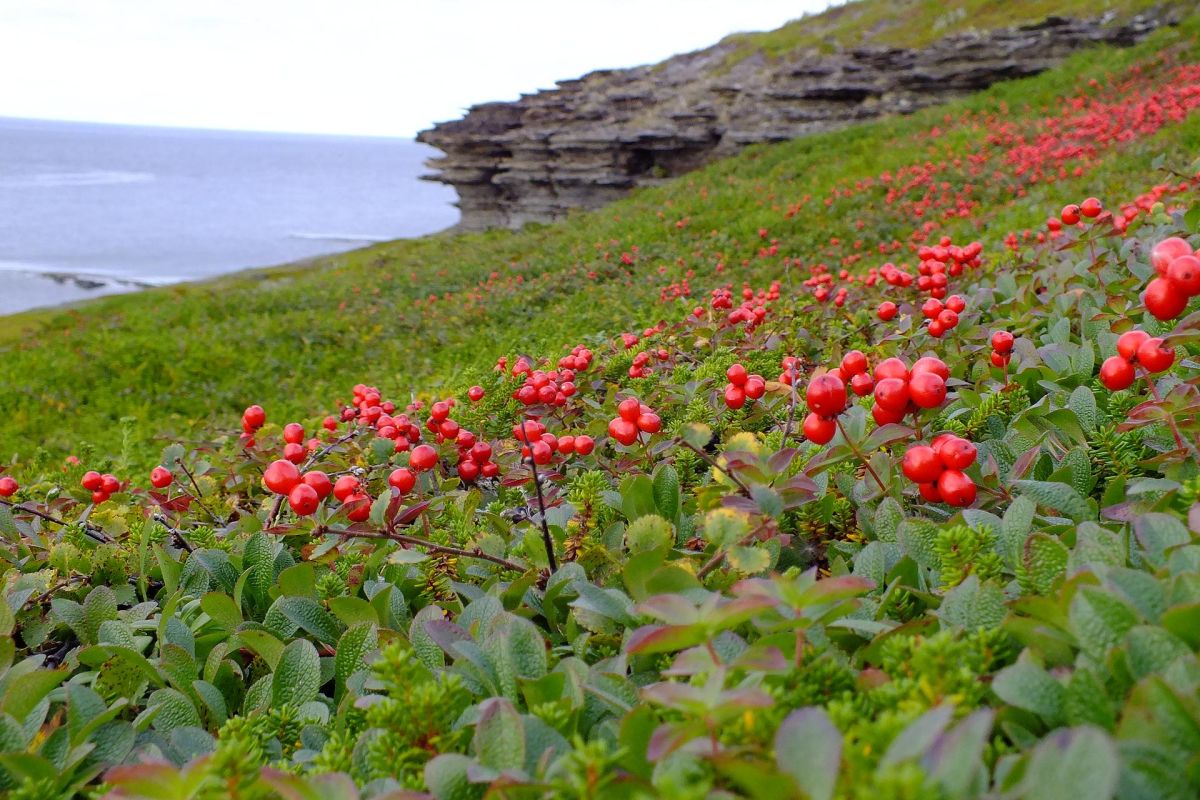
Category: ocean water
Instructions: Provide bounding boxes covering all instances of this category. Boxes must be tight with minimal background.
[0,117,459,316]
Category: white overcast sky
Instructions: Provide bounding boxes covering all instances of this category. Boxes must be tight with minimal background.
[0,1,834,138]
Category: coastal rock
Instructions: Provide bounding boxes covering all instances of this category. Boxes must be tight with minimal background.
[418,12,1172,231]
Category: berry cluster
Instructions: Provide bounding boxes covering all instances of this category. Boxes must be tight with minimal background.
[514,419,596,466]
[921,295,965,338]
[608,396,661,446]
[81,470,122,505]
[512,362,578,407]
[263,460,343,519]
[901,435,978,507]
[989,330,1015,368]
[870,356,949,426]
[1145,236,1199,321]
[1049,196,1103,230]
[723,363,767,409]
[1099,329,1176,390]
[629,348,670,379]
[801,350,877,443]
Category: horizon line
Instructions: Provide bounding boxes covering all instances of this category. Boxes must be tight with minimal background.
[0,113,427,141]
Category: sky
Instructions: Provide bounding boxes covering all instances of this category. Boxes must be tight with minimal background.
[0,0,835,138]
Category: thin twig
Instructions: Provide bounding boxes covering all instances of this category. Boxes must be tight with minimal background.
[151,514,195,553]
[25,576,86,607]
[266,525,526,572]
[514,423,558,572]
[174,457,221,524]
[834,419,888,496]
[696,521,769,580]
[782,367,798,442]
[0,498,112,543]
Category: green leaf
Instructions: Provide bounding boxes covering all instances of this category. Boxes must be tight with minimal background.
[142,688,201,732]
[626,515,673,554]
[473,697,524,772]
[270,596,341,644]
[620,474,657,521]
[234,629,286,670]
[1132,514,1190,568]
[1012,480,1091,522]
[277,563,316,598]
[1,668,67,721]
[1020,726,1118,800]
[1070,587,1139,659]
[652,465,681,520]
[938,575,1006,630]
[680,423,713,451]
[728,545,771,574]
[703,508,750,549]
[993,654,1064,724]
[774,707,841,800]
[326,596,379,627]
[334,623,378,701]
[425,753,483,800]
[1069,386,1098,433]
[272,639,321,707]
[873,497,903,542]
[200,593,242,631]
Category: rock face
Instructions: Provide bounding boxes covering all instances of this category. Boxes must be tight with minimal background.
[418,12,1171,231]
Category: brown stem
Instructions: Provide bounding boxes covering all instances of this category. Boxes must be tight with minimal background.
[151,514,195,553]
[1138,367,1190,454]
[834,419,888,496]
[696,521,768,579]
[174,457,221,524]
[514,422,558,572]
[782,368,798,443]
[269,525,525,572]
[0,498,112,543]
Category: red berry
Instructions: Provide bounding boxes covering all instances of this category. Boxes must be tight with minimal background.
[467,385,485,402]
[1137,337,1175,373]
[1151,237,1194,276]
[458,461,480,481]
[909,372,947,409]
[263,460,301,495]
[744,376,766,400]
[990,351,1011,368]
[575,435,596,456]
[618,397,641,422]
[333,475,360,502]
[841,350,868,376]
[1116,330,1150,361]
[283,442,305,464]
[726,363,748,386]
[323,415,338,432]
[877,301,898,321]
[945,295,966,313]
[806,374,848,416]
[150,466,173,489]
[1099,355,1136,391]
[557,435,576,455]
[873,377,910,413]
[1167,254,1200,296]
[303,471,333,499]
[1061,204,1081,225]
[82,470,103,491]
[902,445,944,484]
[288,484,319,516]
[243,405,266,429]
[922,298,943,320]
[410,444,439,472]
[430,401,450,422]
[802,413,836,444]
[344,493,371,522]
[100,474,120,495]
[874,358,908,382]
[910,357,949,381]
[1079,197,1102,218]
[918,482,942,503]
[990,331,1014,353]
[1145,276,1189,321]
[936,470,977,507]
[388,468,416,493]
[724,385,746,409]
[0,477,17,497]
[872,403,907,426]
[283,423,304,444]
[92,490,110,505]
[937,309,959,329]
[530,440,553,465]
[608,417,639,446]
[939,437,977,470]
[849,372,874,396]
[637,412,662,434]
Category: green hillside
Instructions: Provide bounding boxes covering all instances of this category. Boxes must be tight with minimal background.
[1,8,1200,800]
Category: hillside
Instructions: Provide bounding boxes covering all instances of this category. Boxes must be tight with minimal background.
[417,0,1177,230]
[1,9,1200,799]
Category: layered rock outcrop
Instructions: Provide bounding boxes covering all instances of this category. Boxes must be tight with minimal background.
[418,12,1172,231]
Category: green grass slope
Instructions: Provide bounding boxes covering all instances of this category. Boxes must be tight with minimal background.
[2,16,1199,469]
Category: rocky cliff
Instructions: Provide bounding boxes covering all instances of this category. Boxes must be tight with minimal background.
[417,10,1173,231]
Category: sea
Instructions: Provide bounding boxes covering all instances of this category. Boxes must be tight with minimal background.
[0,117,460,316]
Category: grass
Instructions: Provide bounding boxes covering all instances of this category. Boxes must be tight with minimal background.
[2,14,1199,471]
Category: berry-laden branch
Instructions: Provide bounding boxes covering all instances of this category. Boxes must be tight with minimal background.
[265,428,362,528]
[265,525,526,573]
[514,422,558,572]
[0,497,113,544]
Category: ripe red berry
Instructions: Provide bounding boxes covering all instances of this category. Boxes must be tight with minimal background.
[908,372,947,409]
[637,412,662,434]
[1116,330,1150,361]
[1099,356,1135,391]
[100,474,120,495]
[557,435,575,455]
[945,295,966,313]
[936,470,977,507]
[467,385,485,402]
[873,377,910,412]
[283,423,304,444]
[288,483,320,516]
[872,403,906,426]
[323,415,338,431]
[874,358,908,382]
[726,364,748,386]
[618,397,642,422]
[841,350,868,376]
[991,331,1014,353]
[0,477,17,497]
[1079,197,1102,218]
[410,444,438,471]
[575,435,596,455]
[1061,204,1081,225]
[1137,337,1175,373]
[243,405,266,429]
[1151,237,1194,276]
[82,470,103,491]
[806,374,847,416]
[918,482,942,503]
[1167,254,1200,296]
[608,417,639,446]
[283,442,305,464]
[990,351,1011,368]
[802,413,836,444]
[91,490,110,505]
[1145,276,1189,321]
[303,471,333,499]
[744,376,766,400]
[388,468,416,493]
[939,437,977,470]
[850,372,874,396]
[878,301,898,321]
[458,461,480,481]
[150,466,173,489]
[902,445,943,484]
[333,475,360,502]
[263,460,301,495]
[724,385,746,410]
[910,357,949,381]
[344,493,371,522]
